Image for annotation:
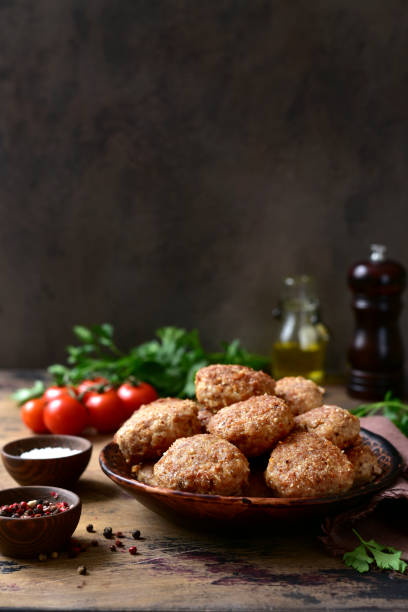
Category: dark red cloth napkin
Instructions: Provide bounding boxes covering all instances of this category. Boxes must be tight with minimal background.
[321,416,408,559]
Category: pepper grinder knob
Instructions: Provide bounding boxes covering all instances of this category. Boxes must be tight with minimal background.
[370,244,387,262]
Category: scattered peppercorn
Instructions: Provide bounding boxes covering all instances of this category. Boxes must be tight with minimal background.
[103,527,113,539]
[109,544,117,552]
[115,531,124,538]
[68,544,81,558]
[132,530,141,540]
[77,565,87,575]
[86,524,95,533]
[114,539,124,548]
[128,546,137,555]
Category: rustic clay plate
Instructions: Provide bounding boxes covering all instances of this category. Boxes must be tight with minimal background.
[99,428,402,527]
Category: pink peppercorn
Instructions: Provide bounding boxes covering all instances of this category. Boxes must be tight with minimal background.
[0,498,70,519]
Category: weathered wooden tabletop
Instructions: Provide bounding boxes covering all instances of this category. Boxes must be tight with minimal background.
[0,371,408,612]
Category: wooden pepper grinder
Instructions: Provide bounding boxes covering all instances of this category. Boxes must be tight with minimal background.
[347,244,406,400]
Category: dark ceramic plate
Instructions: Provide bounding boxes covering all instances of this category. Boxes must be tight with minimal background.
[99,428,402,527]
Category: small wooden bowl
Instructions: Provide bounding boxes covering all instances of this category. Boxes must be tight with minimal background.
[0,486,81,558]
[1,435,92,487]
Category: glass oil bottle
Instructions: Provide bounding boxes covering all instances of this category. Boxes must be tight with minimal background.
[271,275,329,383]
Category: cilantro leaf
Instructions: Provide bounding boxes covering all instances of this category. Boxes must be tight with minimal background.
[73,325,94,344]
[343,544,373,573]
[371,548,407,573]
[11,380,46,406]
[351,393,408,437]
[343,529,407,575]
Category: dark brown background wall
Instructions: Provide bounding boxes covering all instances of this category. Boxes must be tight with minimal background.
[0,0,407,372]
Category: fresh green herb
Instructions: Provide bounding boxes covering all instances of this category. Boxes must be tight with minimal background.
[13,325,270,403]
[208,339,270,372]
[343,529,407,574]
[11,380,46,406]
[351,391,408,436]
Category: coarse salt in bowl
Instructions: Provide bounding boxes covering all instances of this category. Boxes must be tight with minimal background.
[1,435,92,487]
[20,447,82,459]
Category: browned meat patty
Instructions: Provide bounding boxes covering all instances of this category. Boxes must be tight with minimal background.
[197,406,214,431]
[294,404,360,449]
[114,398,201,463]
[207,394,294,457]
[131,461,157,486]
[195,364,275,412]
[345,436,382,486]
[153,434,250,495]
[265,431,354,498]
[274,376,324,416]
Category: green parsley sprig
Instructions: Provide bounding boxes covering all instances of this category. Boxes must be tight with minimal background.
[351,391,408,436]
[11,380,46,406]
[343,529,407,574]
[12,325,270,404]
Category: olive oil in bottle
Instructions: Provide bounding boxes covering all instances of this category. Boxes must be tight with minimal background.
[271,276,329,384]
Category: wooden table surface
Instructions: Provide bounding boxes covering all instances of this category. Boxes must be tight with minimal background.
[0,371,408,612]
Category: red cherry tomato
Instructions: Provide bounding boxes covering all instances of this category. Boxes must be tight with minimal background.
[21,398,48,433]
[117,382,158,419]
[84,389,127,433]
[77,377,108,403]
[43,385,75,402]
[43,396,89,435]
